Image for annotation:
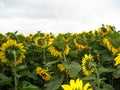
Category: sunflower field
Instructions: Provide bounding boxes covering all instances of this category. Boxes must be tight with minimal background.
[0,24,120,90]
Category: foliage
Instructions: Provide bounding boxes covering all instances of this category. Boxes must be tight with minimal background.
[0,25,120,90]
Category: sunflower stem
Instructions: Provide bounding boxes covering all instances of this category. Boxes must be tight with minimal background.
[94,64,100,88]
[43,48,46,63]
[63,53,67,63]
[12,51,18,90]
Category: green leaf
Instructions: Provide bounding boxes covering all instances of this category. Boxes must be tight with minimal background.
[64,61,81,78]
[45,75,64,90]
[101,54,114,62]
[102,84,115,90]
[54,40,66,47]
[82,74,96,80]
[113,68,120,78]
[19,71,36,79]
[15,65,28,72]
[0,73,11,87]
[98,66,114,74]
[20,81,40,90]
[45,59,61,67]
[69,50,78,58]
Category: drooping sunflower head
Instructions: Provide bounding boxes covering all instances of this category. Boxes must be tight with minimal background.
[0,33,5,46]
[48,45,62,57]
[82,54,95,76]
[73,37,87,50]
[106,24,115,33]
[57,64,71,76]
[6,32,18,40]
[103,38,120,55]
[47,38,55,46]
[93,29,99,36]
[98,26,108,36]
[62,33,71,42]
[36,66,51,81]
[39,32,47,38]
[0,40,26,65]
[0,33,4,40]
[34,31,47,39]
[34,37,47,48]
[48,44,70,57]
[61,78,93,90]
[103,38,112,51]
[114,53,120,66]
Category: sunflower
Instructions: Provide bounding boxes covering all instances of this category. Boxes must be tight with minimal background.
[62,33,71,42]
[61,78,93,90]
[114,53,120,66]
[103,38,120,55]
[73,38,87,50]
[0,33,4,40]
[47,38,54,46]
[0,33,5,45]
[0,40,26,65]
[36,66,51,81]
[82,54,95,76]
[93,29,98,36]
[39,32,47,38]
[57,64,71,76]
[35,37,47,48]
[103,38,112,51]
[48,44,70,57]
[98,27,107,36]
[106,25,115,33]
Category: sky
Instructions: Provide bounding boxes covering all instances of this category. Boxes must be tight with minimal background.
[0,0,120,35]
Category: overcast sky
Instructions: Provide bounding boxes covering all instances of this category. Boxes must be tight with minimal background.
[0,0,120,35]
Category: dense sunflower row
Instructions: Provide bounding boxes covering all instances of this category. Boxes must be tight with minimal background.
[0,25,120,90]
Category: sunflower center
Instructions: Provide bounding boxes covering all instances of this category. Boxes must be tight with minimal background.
[86,60,94,70]
[76,38,86,45]
[41,72,47,77]
[38,39,45,45]
[5,45,21,61]
[54,45,62,52]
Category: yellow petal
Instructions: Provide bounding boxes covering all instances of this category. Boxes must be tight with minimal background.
[61,85,72,90]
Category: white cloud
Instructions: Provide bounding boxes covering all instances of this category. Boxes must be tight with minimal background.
[0,0,120,35]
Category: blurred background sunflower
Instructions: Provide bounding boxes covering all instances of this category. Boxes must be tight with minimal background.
[82,54,95,76]
[0,39,26,65]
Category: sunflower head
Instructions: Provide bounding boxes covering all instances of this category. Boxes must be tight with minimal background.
[106,25,115,33]
[73,37,87,50]
[34,31,47,39]
[62,33,71,42]
[57,63,71,77]
[61,78,93,90]
[0,40,26,65]
[48,45,62,57]
[0,33,4,40]
[36,66,51,81]
[48,44,70,57]
[114,53,120,66]
[93,29,98,36]
[82,54,95,76]
[98,27,107,36]
[6,32,18,40]
[35,37,47,48]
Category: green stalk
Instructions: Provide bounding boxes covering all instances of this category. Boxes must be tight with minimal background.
[12,51,18,90]
[43,48,46,63]
[94,64,100,88]
[63,53,67,63]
